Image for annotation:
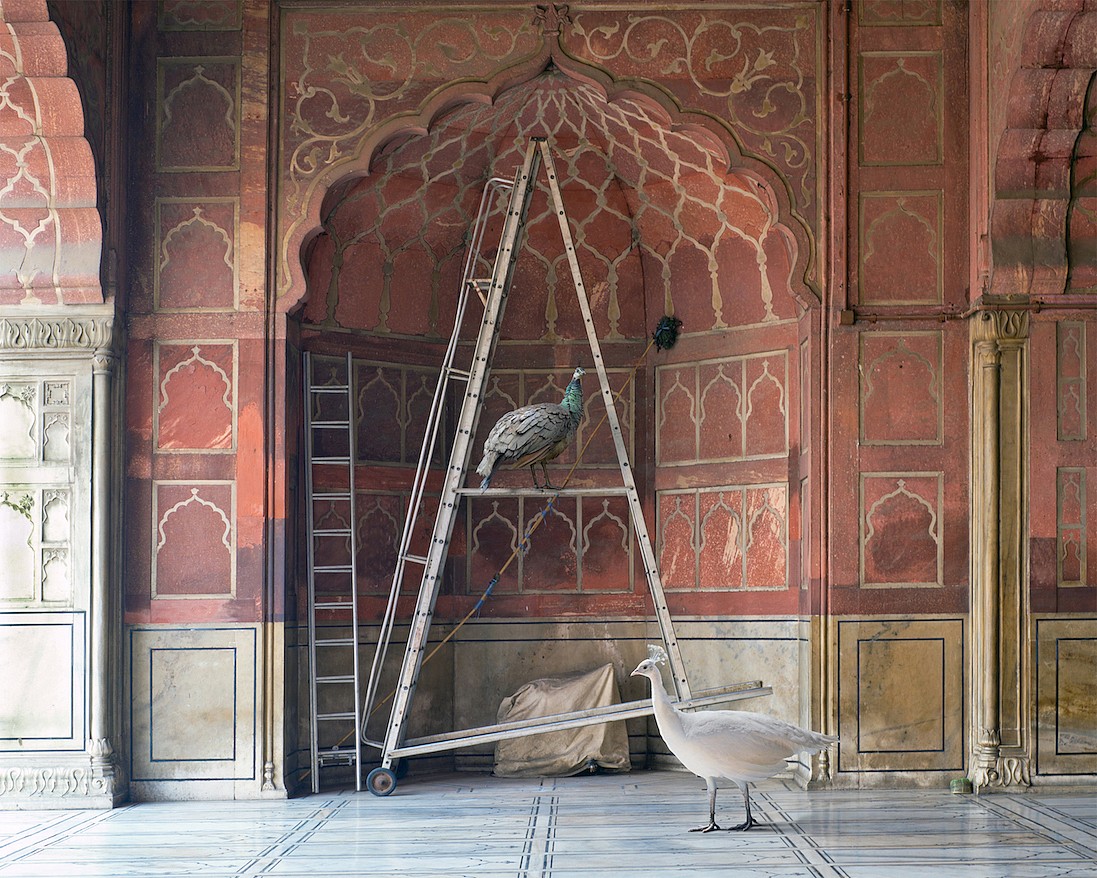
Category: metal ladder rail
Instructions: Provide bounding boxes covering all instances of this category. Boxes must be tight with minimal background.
[537,140,692,701]
[360,175,516,735]
[377,139,545,767]
[304,351,363,792]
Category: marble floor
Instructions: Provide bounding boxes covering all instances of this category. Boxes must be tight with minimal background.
[0,771,1094,878]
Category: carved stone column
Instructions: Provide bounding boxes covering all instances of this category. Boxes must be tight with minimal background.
[969,308,1032,790]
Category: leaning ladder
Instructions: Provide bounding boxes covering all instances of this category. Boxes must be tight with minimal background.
[362,138,769,795]
[303,351,363,793]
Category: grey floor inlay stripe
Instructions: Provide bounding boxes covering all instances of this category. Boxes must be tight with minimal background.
[0,772,1095,878]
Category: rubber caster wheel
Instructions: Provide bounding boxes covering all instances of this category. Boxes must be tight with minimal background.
[366,766,397,797]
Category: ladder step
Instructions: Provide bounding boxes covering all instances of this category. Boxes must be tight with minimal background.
[314,528,352,536]
[317,712,357,721]
[314,638,356,647]
[311,420,352,429]
[447,366,471,382]
[311,385,350,394]
[316,675,356,684]
[402,553,429,565]
[455,486,631,497]
[314,601,354,610]
[318,750,357,766]
[314,565,354,573]
[313,492,352,501]
[312,456,352,464]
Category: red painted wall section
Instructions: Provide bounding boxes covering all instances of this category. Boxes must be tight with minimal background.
[0,0,100,304]
[299,70,805,620]
[828,1,971,617]
[121,0,273,626]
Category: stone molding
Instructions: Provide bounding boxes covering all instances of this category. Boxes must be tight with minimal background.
[0,310,115,354]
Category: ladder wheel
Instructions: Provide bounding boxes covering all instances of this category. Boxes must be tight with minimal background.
[366,767,398,797]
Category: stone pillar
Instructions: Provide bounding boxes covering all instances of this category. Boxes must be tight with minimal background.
[969,308,1032,790]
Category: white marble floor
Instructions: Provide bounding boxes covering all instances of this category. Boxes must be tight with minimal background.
[0,771,1094,878]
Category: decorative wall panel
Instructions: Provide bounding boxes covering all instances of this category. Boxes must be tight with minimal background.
[156,57,240,172]
[1057,321,1086,442]
[152,481,235,599]
[129,626,256,781]
[838,617,963,773]
[657,353,788,466]
[859,331,942,445]
[0,613,85,751]
[859,0,941,27]
[154,199,239,311]
[658,485,788,592]
[859,52,943,166]
[1057,468,1087,588]
[1035,617,1097,776]
[860,473,943,588]
[859,191,942,304]
[154,342,236,452]
[158,0,242,31]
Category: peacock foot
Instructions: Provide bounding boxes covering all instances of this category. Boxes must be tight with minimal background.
[689,822,722,833]
[724,818,755,832]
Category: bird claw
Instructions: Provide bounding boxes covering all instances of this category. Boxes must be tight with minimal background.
[689,823,721,833]
[724,819,754,832]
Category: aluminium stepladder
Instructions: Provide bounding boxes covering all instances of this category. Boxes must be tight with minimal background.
[360,138,770,795]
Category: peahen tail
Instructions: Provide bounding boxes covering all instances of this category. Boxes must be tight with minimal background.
[476,452,497,491]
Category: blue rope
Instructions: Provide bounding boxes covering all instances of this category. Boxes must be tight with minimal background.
[473,575,498,619]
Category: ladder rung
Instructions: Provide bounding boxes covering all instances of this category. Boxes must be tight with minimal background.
[314,565,353,573]
[317,712,357,721]
[312,456,352,464]
[314,600,354,610]
[318,750,357,765]
[311,421,351,428]
[402,553,428,565]
[311,385,349,393]
[314,638,356,647]
[316,675,356,684]
[313,492,352,501]
[314,528,352,536]
[447,366,471,381]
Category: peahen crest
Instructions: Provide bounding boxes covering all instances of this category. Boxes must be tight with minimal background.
[647,643,669,665]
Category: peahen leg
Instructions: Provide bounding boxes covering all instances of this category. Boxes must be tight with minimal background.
[540,462,560,490]
[689,778,721,833]
[725,782,754,831]
[528,465,543,489]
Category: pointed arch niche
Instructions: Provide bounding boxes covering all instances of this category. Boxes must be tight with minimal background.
[289,61,818,626]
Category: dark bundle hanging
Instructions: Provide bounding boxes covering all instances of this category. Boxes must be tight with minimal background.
[652,315,683,351]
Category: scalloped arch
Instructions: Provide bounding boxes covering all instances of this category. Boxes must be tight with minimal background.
[283,53,819,313]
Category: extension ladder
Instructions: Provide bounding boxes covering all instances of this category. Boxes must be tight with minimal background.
[303,351,363,793]
[359,138,770,796]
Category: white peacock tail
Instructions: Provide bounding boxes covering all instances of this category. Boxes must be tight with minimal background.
[647,644,668,665]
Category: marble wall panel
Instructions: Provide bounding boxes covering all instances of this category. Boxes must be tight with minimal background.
[154,342,235,452]
[859,331,943,445]
[1057,468,1087,587]
[155,199,238,311]
[156,57,240,172]
[1057,321,1086,441]
[152,481,235,599]
[0,613,84,751]
[1035,617,1097,776]
[859,52,943,166]
[859,191,943,304]
[129,626,256,781]
[837,617,963,773]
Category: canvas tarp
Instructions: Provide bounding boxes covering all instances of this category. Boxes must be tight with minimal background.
[493,663,631,777]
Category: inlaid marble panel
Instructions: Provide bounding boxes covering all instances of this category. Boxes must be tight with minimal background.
[860,473,942,587]
[837,617,963,772]
[156,58,240,172]
[0,613,84,751]
[1036,617,1097,776]
[1057,321,1086,441]
[130,626,256,781]
[158,0,242,31]
[155,199,238,311]
[859,331,942,445]
[859,191,942,304]
[152,481,235,599]
[860,0,941,26]
[154,342,236,452]
[859,52,943,166]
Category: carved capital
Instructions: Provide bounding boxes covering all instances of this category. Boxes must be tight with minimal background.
[970,309,1030,344]
[0,313,115,353]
